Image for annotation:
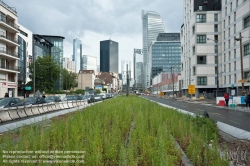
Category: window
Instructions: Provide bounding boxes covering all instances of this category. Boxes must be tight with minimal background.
[228,39,230,48]
[234,12,236,21]
[230,3,232,12]
[224,54,226,62]
[234,61,236,70]
[244,15,250,29]
[234,24,236,33]
[236,0,238,7]
[234,74,237,83]
[214,0,218,2]
[234,39,236,46]
[197,77,207,85]
[244,44,250,56]
[229,51,231,60]
[193,46,195,55]
[197,35,206,43]
[234,49,236,58]
[229,63,231,72]
[224,65,226,72]
[196,14,206,23]
[214,14,218,21]
[197,56,206,64]
[229,75,231,84]
[225,7,227,16]
[225,0,227,5]
[193,66,196,75]
[192,26,195,35]
[228,28,230,37]
[224,20,225,28]
[214,24,218,32]
[228,16,230,25]
[224,76,226,84]
[215,44,218,53]
[215,67,218,75]
[215,35,218,41]
[224,31,226,40]
[224,42,226,51]
[215,56,218,64]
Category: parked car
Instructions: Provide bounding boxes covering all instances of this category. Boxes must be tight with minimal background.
[99,93,107,100]
[94,95,102,102]
[24,97,46,105]
[0,97,25,108]
[63,95,79,101]
[85,95,95,103]
[45,96,62,103]
[106,94,111,98]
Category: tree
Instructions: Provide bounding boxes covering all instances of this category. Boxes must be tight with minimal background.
[96,89,101,94]
[62,69,77,90]
[29,55,60,92]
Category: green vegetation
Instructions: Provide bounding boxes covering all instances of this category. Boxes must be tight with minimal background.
[0,96,228,165]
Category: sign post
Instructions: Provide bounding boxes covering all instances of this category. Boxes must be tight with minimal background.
[188,85,196,95]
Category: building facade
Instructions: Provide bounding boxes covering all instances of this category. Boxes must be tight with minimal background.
[63,57,75,73]
[78,70,95,90]
[82,55,97,73]
[18,24,32,96]
[73,38,82,73]
[41,35,65,90]
[0,1,19,97]
[181,0,250,98]
[141,10,165,90]
[149,33,181,81]
[100,40,119,73]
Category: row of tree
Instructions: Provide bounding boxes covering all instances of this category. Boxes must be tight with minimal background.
[26,55,78,92]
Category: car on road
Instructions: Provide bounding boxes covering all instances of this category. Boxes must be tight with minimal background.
[63,95,79,101]
[45,96,62,103]
[24,97,46,105]
[0,97,25,108]
[94,95,102,102]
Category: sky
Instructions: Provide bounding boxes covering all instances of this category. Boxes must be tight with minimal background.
[5,0,183,72]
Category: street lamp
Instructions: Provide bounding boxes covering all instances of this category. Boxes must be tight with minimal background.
[207,38,219,96]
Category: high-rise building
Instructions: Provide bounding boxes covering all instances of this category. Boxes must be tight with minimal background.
[18,24,32,96]
[121,60,131,85]
[149,33,181,79]
[141,10,165,89]
[135,62,143,89]
[82,55,97,73]
[100,40,119,73]
[0,1,19,97]
[63,57,75,73]
[73,38,82,73]
[180,0,250,97]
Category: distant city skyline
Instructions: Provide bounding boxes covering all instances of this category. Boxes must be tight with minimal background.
[4,0,183,73]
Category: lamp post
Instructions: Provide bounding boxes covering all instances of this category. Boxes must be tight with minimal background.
[207,38,219,96]
[235,32,244,95]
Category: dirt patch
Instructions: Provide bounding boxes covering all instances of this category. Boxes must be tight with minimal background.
[218,130,250,166]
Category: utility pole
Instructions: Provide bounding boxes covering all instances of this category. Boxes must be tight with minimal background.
[126,64,129,97]
[170,66,174,98]
[235,32,244,95]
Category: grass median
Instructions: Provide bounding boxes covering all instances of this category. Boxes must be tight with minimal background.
[0,95,228,165]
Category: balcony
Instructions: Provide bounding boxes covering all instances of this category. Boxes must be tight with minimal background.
[0,17,19,33]
[0,31,19,46]
[0,64,19,72]
[0,47,18,59]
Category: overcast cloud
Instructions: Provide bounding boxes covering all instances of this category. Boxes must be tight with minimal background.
[5,0,183,72]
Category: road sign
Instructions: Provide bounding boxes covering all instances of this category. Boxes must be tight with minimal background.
[160,92,164,96]
[238,79,248,83]
[188,85,195,94]
[25,86,32,90]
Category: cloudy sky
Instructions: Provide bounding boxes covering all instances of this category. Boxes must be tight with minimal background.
[5,0,183,72]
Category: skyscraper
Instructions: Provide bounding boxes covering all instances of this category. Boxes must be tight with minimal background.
[141,10,165,89]
[82,55,97,73]
[121,60,131,85]
[100,40,119,73]
[73,38,82,73]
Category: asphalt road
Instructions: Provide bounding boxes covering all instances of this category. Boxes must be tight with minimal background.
[142,96,250,132]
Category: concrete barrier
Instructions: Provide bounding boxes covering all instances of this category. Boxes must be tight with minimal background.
[42,103,49,112]
[47,104,53,112]
[67,101,74,108]
[55,103,61,110]
[0,108,12,122]
[8,107,20,120]
[72,101,78,107]
[31,105,40,115]
[17,106,27,118]
[63,102,69,109]
[59,102,64,109]
[38,104,45,114]
[24,105,33,116]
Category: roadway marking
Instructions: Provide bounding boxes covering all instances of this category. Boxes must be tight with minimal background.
[229,120,240,125]
[211,113,221,116]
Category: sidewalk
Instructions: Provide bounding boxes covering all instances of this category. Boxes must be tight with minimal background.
[172,97,250,113]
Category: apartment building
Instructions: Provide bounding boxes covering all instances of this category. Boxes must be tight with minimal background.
[0,1,19,97]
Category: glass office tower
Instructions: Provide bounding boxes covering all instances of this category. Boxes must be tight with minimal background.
[73,38,82,73]
[82,55,97,73]
[141,10,165,89]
